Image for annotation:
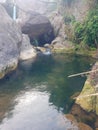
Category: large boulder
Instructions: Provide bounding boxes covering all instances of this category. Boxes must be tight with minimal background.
[49,12,74,52]
[51,36,74,51]
[19,34,37,60]
[76,62,98,115]
[50,13,74,51]
[17,11,53,44]
[0,4,22,79]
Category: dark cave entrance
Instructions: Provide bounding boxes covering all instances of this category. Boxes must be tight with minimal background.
[30,31,55,47]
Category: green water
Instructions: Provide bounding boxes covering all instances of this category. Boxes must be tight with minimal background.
[0,54,95,130]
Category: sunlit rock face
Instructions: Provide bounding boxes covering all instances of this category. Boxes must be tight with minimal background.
[0,4,22,79]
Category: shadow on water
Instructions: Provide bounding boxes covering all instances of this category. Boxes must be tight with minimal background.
[0,53,96,130]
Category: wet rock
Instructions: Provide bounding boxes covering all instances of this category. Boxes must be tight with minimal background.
[65,114,77,124]
[70,104,96,128]
[78,122,93,130]
[65,113,93,130]
[64,114,79,130]
[0,4,22,79]
[19,34,37,60]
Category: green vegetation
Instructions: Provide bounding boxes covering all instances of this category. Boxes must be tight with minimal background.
[73,5,98,48]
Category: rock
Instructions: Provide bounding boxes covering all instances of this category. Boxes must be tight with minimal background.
[65,114,93,130]
[17,11,53,42]
[44,44,51,48]
[35,47,46,53]
[0,4,22,79]
[63,114,79,130]
[65,114,77,124]
[51,37,65,49]
[78,122,93,130]
[70,103,96,126]
[50,13,67,38]
[50,13,74,51]
[76,62,98,115]
[19,34,37,60]
[51,36,74,50]
[76,80,95,112]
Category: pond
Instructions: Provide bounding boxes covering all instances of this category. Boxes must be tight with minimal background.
[0,53,95,130]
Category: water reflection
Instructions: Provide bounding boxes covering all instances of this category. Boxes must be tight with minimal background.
[0,89,78,130]
[0,54,95,130]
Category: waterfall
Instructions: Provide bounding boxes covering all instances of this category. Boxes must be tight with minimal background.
[43,48,52,55]
[13,4,16,20]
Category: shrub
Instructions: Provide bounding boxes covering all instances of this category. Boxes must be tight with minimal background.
[73,5,98,48]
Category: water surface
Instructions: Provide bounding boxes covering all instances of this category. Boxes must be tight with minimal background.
[0,54,95,130]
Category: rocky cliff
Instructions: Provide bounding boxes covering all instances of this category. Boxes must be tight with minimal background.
[0,4,22,79]
[0,4,38,79]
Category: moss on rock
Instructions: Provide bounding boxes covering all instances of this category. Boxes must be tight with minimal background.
[76,80,96,112]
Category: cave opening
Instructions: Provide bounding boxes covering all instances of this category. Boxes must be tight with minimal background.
[30,31,55,47]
